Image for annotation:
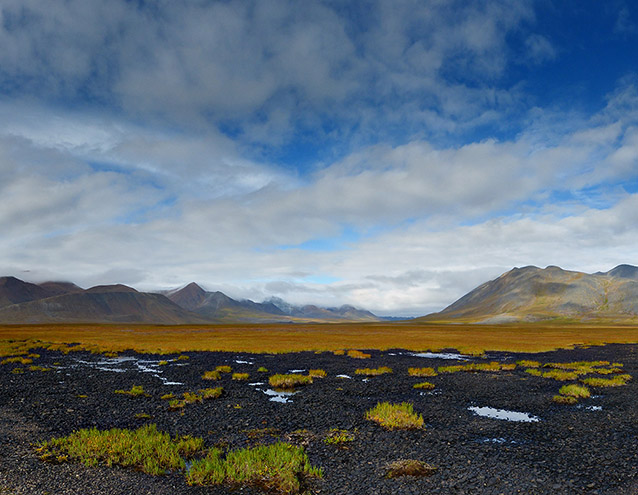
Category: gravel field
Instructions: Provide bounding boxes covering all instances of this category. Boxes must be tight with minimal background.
[0,343,636,495]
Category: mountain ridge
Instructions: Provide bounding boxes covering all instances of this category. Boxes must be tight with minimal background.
[421,264,638,323]
[0,277,380,324]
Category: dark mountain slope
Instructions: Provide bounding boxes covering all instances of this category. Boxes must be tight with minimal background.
[421,265,638,323]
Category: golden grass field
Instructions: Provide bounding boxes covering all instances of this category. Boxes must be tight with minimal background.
[1,321,637,356]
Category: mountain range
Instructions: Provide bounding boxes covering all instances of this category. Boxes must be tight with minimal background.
[421,264,638,323]
[0,277,379,324]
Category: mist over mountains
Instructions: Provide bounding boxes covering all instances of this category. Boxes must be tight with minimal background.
[3,264,638,324]
[0,277,379,324]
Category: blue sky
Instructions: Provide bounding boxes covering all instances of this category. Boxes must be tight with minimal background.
[1,0,637,315]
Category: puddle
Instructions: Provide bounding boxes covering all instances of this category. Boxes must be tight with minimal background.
[411,352,470,360]
[262,389,296,403]
[248,382,264,386]
[71,356,183,385]
[480,437,519,444]
[578,405,602,411]
[469,406,540,422]
[234,359,254,365]
[288,369,305,373]
[336,374,352,379]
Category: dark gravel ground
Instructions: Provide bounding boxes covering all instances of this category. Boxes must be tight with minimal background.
[0,343,636,495]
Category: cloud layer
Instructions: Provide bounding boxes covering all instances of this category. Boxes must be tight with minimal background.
[1,0,637,315]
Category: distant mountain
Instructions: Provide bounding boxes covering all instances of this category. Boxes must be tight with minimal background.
[420,264,638,323]
[0,280,208,324]
[165,283,380,323]
[0,276,380,324]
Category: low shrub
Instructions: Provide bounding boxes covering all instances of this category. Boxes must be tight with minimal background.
[437,365,465,374]
[525,368,542,377]
[408,367,437,377]
[541,370,579,381]
[365,402,423,430]
[413,382,435,390]
[161,393,175,400]
[269,374,313,389]
[36,424,203,475]
[186,442,322,493]
[257,366,269,372]
[354,366,392,376]
[199,387,223,399]
[385,459,437,478]
[215,365,232,373]
[232,373,249,381]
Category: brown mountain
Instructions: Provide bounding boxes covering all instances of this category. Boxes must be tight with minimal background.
[165,283,380,323]
[421,264,638,323]
[0,281,208,324]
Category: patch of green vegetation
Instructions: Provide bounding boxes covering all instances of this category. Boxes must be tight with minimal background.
[438,362,514,373]
[10,368,23,374]
[29,365,51,372]
[525,368,542,376]
[215,365,232,373]
[269,374,313,389]
[176,355,190,361]
[582,375,632,387]
[308,369,327,378]
[158,360,169,366]
[241,427,281,440]
[385,459,437,478]
[437,365,465,373]
[168,399,186,410]
[202,370,221,380]
[541,370,579,381]
[552,395,577,405]
[559,384,591,398]
[413,382,435,390]
[365,402,424,430]
[232,373,249,381]
[135,413,152,420]
[161,393,175,400]
[332,350,345,356]
[114,385,149,397]
[323,428,355,446]
[257,366,268,372]
[1,356,33,365]
[199,387,223,399]
[186,442,322,493]
[36,424,203,475]
[354,366,392,376]
[346,350,370,359]
[408,367,437,377]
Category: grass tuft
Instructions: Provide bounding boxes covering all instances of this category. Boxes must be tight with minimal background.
[36,424,203,475]
[408,367,437,377]
[559,384,591,398]
[202,370,221,380]
[186,442,322,493]
[215,365,232,373]
[232,373,249,381]
[323,428,355,446]
[354,366,392,376]
[365,402,423,430]
[308,369,327,378]
[346,350,371,359]
[582,375,632,387]
[552,395,577,405]
[413,382,435,390]
[385,459,437,478]
[257,366,268,372]
[516,360,541,368]
[114,385,148,397]
[269,374,313,389]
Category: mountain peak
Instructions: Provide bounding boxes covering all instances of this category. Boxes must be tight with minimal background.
[86,284,139,293]
[606,264,638,279]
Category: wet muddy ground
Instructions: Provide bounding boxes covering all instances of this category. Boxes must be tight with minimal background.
[0,343,636,494]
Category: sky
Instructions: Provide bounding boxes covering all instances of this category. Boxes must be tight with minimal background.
[1,0,638,316]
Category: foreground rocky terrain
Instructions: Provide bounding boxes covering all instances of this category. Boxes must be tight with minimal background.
[0,344,636,494]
